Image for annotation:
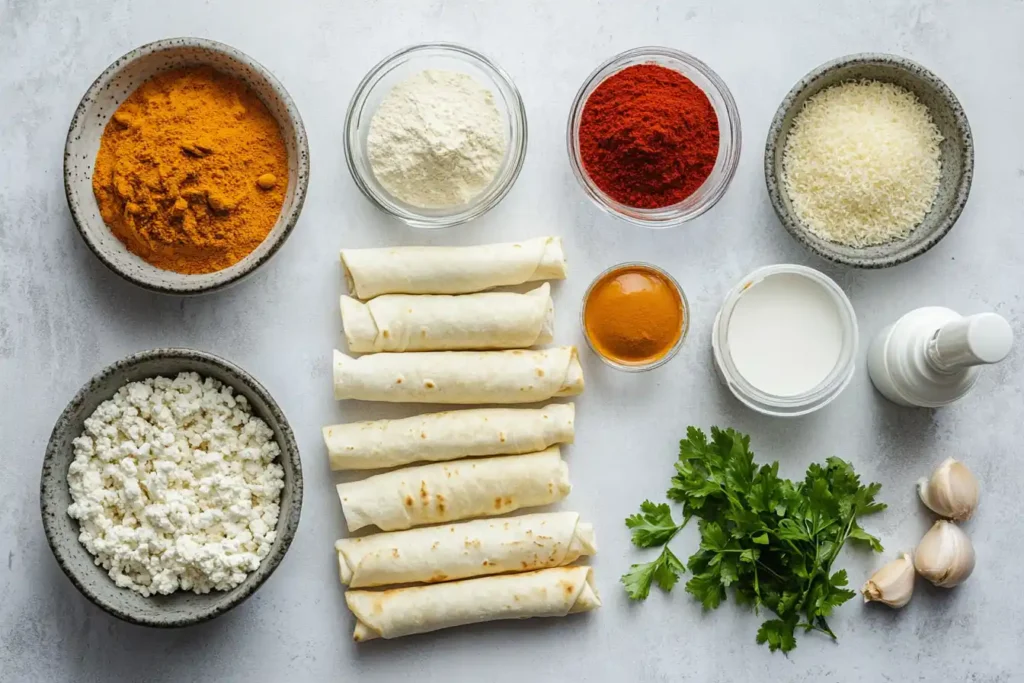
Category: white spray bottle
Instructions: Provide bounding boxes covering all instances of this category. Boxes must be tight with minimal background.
[868,308,1013,408]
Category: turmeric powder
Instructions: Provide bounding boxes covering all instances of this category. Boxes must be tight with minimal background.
[92,66,288,274]
[583,264,685,365]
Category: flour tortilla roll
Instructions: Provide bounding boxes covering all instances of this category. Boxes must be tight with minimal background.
[340,283,554,353]
[347,566,600,641]
[340,236,567,299]
[335,512,596,588]
[324,403,575,471]
[336,447,570,532]
[332,346,584,404]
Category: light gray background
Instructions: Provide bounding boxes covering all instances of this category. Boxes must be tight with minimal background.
[2,1,1022,681]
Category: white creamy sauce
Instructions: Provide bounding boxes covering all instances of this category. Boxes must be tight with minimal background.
[726,272,843,397]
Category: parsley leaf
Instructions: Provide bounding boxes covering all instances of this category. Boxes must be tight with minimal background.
[621,546,685,600]
[625,500,684,548]
[685,568,726,610]
[757,617,798,653]
[623,426,885,653]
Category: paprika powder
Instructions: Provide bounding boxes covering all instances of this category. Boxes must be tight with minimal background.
[579,64,719,209]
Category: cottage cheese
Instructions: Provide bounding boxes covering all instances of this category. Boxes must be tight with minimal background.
[66,372,285,596]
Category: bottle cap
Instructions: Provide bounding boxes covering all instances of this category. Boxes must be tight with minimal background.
[932,313,1014,370]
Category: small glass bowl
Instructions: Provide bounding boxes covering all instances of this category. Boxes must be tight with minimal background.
[580,262,690,372]
[711,264,858,417]
[566,47,742,229]
[344,43,528,229]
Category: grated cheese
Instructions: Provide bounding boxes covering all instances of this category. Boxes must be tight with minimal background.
[782,80,943,247]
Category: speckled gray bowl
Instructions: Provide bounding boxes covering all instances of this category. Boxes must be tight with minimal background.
[765,53,973,268]
[40,348,303,627]
[64,38,310,294]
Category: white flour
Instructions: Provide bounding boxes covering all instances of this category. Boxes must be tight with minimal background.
[367,69,507,209]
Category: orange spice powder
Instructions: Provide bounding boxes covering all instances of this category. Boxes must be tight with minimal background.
[583,265,685,364]
[92,66,288,274]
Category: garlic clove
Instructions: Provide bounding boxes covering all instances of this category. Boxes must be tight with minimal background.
[862,553,916,608]
[917,457,980,521]
[913,520,976,588]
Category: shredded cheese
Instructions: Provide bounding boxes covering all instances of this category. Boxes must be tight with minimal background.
[782,80,943,247]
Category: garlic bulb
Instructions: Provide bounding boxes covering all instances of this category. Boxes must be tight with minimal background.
[914,520,976,588]
[917,457,979,521]
[862,553,915,608]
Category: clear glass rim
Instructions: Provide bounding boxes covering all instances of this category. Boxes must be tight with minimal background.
[566,46,742,229]
[343,42,528,229]
[712,264,858,416]
[580,261,690,372]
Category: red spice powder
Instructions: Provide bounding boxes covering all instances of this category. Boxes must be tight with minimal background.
[579,64,720,209]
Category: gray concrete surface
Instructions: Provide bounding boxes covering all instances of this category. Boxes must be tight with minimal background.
[2,1,1022,681]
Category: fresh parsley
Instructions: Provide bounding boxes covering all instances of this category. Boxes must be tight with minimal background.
[622,501,687,599]
[621,427,885,653]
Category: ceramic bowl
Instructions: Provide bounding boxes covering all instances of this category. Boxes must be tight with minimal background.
[344,43,528,229]
[765,53,973,268]
[40,348,303,627]
[64,37,310,294]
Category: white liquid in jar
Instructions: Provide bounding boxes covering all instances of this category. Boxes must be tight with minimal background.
[725,273,844,397]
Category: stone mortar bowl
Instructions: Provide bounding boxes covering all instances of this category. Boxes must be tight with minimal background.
[64,37,310,294]
[40,348,303,627]
[765,53,973,268]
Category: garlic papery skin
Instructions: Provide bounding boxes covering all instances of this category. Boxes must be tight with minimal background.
[862,553,916,608]
[914,520,976,588]
[917,457,979,521]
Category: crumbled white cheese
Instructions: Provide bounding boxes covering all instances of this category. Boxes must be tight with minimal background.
[67,372,285,596]
[782,80,943,247]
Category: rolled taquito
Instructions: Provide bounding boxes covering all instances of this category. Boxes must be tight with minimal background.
[340,283,554,353]
[334,511,596,588]
[346,566,601,641]
[323,403,575,471]
[339,236,567,299]
[336,447,570,532]
[332,346,584,404]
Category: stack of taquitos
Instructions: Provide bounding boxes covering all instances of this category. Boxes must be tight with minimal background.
[326,237,599,640]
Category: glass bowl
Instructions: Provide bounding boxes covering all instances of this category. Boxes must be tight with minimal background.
[580,262,690,372]
[344,43,528,229]
[710,264,858,417]
[566,47,741,229]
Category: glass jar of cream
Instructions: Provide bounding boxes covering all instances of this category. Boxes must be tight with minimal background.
[711,264,858,417]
